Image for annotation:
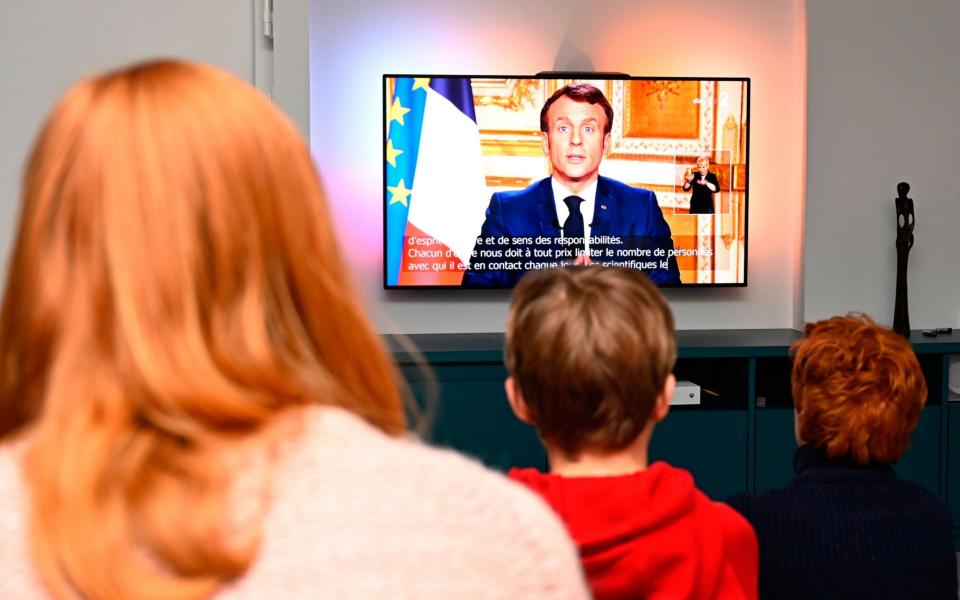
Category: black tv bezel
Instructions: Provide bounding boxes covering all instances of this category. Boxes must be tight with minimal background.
[382,73,750,290]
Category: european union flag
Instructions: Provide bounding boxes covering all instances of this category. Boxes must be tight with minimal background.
[385,77,426,286]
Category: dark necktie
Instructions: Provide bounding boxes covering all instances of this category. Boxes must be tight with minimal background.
[562,195,585,254]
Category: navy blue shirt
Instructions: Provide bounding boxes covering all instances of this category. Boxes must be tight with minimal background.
[728,445,956,600]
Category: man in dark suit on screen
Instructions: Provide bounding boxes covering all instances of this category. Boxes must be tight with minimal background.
[462,83,681,287]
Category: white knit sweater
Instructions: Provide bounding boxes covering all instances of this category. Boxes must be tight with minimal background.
[0,406,589,599]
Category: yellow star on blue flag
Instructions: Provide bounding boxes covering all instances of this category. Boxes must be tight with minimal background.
[388,179,412,207]
[386,139,403,167]
[388,97,411,126]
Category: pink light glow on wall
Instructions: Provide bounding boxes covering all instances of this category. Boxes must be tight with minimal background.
[309,0,807,330]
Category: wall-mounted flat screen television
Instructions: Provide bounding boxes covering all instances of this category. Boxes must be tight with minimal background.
[384,75,749,288]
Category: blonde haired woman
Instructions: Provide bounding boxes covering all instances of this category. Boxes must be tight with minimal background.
[0,60,587,599]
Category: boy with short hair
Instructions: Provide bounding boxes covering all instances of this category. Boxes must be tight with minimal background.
[505,266,758,600]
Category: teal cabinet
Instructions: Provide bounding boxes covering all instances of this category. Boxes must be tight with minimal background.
[650,410,747,500]
[389,330,960,547]
[754,357,796,493]
[654,356,751,499]
[755,409,796,493]
[948,403,960,543]
[894,406,942,495]
[399,361,546,471]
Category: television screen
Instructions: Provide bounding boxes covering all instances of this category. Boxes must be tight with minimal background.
[384,75,749,288]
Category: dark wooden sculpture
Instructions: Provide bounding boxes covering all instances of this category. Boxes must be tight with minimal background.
[893,182,914,338]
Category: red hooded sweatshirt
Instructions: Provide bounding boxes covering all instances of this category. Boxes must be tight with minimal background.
[509,463,758,600]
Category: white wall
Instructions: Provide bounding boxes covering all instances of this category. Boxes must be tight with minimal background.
[804,0,960,328]
[0,0,259,288]
[14,2,955,336]
[309,0,808,333]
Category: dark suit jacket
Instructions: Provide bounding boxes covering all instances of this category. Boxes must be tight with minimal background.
[462,176,681,287]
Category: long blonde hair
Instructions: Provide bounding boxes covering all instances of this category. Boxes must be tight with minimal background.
[0,60,405,599]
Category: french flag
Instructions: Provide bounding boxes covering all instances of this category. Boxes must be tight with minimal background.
[385,77,488,286]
